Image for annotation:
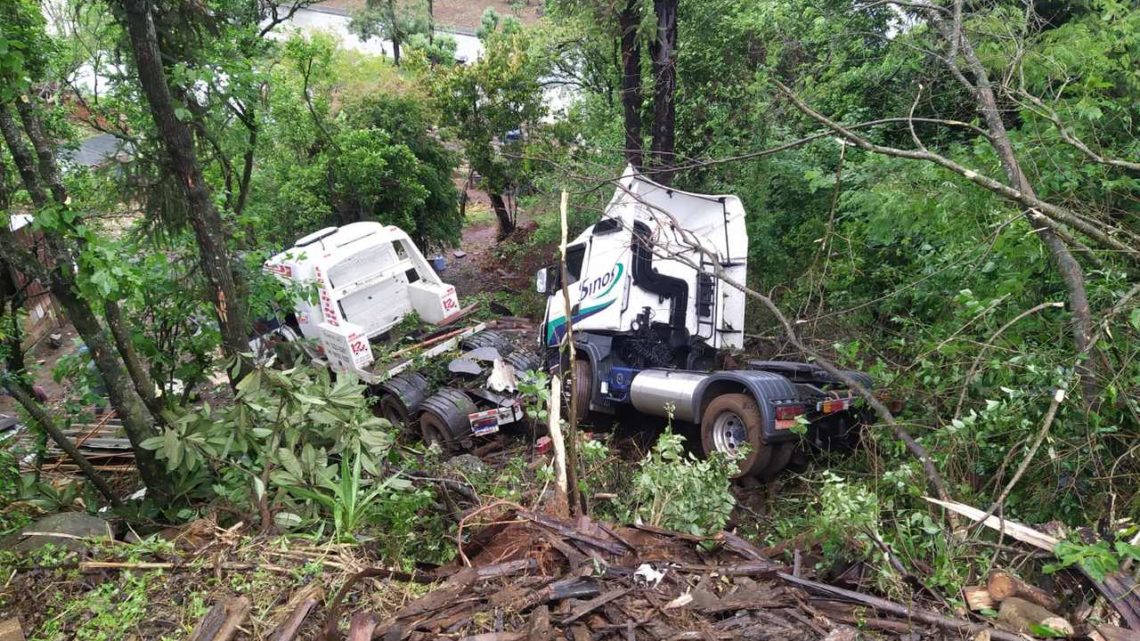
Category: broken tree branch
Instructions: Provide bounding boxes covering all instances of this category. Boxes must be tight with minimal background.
[779,573,1026,641]
[771,79,1140,264]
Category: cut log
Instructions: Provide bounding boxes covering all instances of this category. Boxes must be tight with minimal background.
[996,597,1073,636]
[988,571,1060,611]
[964,586,996,611]
[926,496,1140,630]
[268,587,321,641]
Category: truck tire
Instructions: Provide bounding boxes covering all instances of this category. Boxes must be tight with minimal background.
[505,349,541,374]
[757,443,794,482]
[569,358,592,418]
[377,372,431,430]
[700,393,772,478]
[460,330,512,354]
[419,388,476,453]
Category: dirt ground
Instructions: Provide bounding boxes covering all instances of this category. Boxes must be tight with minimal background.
[314,0,544,31]
[0,325,79,416]
[444,176,550,310]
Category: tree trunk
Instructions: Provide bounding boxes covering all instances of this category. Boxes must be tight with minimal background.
[618,0,643,169]
[489,192,515,239]
[14,98,67,204]
[649,0,677,185]
[105,299,163,416]
[50,277,170,495]
[119,0,251,376]
[17,95,166,415]
[392,38,402,66]
[931,13,1095,393]
[0,99,172,500]
[0,104,46,207]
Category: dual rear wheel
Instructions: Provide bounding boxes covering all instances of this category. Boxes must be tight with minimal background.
[700,393,794,480]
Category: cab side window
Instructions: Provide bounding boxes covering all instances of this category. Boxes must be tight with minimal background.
[565,244,586,283]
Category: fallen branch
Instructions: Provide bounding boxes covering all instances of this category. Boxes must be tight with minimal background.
[779,573,1025,641]
[971,388,1066,533]
[268,586,322,641]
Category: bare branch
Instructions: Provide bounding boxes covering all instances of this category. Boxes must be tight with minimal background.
[1014,90,1140,173]
[854,0,951,14]
[771,79,1140,264]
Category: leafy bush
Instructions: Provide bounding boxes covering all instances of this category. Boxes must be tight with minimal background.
[140,365,412,529]
[619,428,736,537]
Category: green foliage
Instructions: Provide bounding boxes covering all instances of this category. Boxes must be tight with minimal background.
[1045,539,1140,582]
[30,571,151,641]
[619,428,736,537]
[281,445,414,542]
[0,0,51,101]
[349,0,431,60]
[516,369,550,424]
[428,22,546,206]
[12,474,83,513]
[248,34,461,249]
[140,364,395,501]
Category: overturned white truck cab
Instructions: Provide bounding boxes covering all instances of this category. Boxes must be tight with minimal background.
[264,222,536,450]
[265,222,462,371]
[538,168,873,480]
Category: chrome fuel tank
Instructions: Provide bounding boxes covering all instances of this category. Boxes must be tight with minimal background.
[629,369,710,422]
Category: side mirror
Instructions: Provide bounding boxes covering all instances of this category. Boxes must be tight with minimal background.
[535,267,549,294]
[535,267,561,295]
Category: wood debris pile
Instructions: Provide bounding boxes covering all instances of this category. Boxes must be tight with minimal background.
[13,411,135,475]
[320,508,1042,641]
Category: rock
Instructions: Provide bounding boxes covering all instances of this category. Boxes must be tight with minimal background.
[9,512,112,555]
[822,626,857,641]
[0,618,25,641]
[444,454,487,476]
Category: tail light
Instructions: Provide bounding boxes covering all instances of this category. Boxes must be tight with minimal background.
[818,397,853,414]
[774,404,807,429]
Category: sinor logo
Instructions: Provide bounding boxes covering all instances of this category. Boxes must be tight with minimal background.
[579,262,624,301]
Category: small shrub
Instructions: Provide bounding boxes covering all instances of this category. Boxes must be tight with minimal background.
[619,428,736,537]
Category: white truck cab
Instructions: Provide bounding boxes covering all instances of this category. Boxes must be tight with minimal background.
[264,222,460,372]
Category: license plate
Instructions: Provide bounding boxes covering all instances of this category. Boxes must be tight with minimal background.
[469,409,501,436]
[468,402,525,437]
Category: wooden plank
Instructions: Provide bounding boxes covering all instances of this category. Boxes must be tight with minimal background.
[924,497,1059,550]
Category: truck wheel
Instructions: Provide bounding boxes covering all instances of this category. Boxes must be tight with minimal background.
[506,349,541,374]
[757,443,794,482]
[701,393,772,478]
[569,358,593,417]
[419,388,477,453]
[377,372,430,429]
[460,330,512,354]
